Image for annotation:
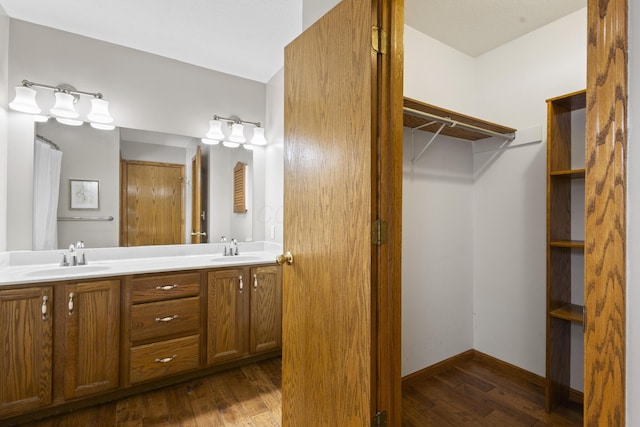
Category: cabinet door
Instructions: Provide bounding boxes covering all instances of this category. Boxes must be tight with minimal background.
[250,266,282,353]
[63,280,120,400]
[0,287,52,418]
[207,269,248,365]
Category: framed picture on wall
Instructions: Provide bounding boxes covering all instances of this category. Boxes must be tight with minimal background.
[70,179,99,210]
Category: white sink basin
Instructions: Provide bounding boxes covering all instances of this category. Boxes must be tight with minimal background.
[25,265,112,278]
[209,255,266,264]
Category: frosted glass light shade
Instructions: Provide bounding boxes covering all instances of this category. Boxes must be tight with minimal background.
[9,86,41,114]
[50,92,79,118]
[34,115,49,123]
[223,141,240,148]
[87,98,114,123]
[229,123,246,143]
[201,138,220,145]
[243,143,255,151]
[56,117,83,126]
[205,119,225,140]
[250,127,267,146]
[90,122,115,130]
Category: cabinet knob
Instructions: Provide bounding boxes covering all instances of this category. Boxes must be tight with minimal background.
[276,251,294,265]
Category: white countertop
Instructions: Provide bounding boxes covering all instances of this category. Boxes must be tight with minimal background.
[0,242,281,286]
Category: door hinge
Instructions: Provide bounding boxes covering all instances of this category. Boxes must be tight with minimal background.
[372,26,388,55]
[372,411,387,427]
[372,219,388,246]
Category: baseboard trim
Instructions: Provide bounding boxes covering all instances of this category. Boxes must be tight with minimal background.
[402,349,583,405]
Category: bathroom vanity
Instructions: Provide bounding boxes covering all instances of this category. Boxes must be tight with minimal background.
[0,243,281,424]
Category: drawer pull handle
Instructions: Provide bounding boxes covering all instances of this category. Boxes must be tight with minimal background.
[155,284,178,291]
[154,354,178,364]
[239,275,244,293]
[155,315,179,323]
[254,274,258,290]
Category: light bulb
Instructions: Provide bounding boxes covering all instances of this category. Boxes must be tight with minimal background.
[56,117,83,126]
[223,141,240,148]
[206,119,225,140]
[9,86,41,114]
[50,92,79,118]
[90,122,115,130]
[229,123,245,143]
[87,98,114,123]
[250,127,268,146]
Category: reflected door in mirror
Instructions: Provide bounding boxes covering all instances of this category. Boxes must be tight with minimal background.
[121,160,185,246]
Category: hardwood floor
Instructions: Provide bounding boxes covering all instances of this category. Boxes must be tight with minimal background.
[15,355,582,426]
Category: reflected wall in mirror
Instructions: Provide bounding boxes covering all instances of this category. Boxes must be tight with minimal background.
[34,121,253,250]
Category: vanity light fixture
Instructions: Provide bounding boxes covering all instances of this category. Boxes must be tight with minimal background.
[9,80,115,130]
[204,114,268,149]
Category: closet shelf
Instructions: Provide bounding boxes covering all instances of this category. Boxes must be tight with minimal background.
[550,304,584,324]
[550,169,585,179]
[549,240,585,248]
[403,97,517,141]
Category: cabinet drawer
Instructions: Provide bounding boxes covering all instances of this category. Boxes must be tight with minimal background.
[131,272,200,303]
[129,335,200,384]
[130,296,200,343]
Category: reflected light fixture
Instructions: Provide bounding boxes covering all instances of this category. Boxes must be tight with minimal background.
[204,114,268,149]
[9,80,115,130]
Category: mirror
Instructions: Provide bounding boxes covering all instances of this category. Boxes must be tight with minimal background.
[34,120,253,250]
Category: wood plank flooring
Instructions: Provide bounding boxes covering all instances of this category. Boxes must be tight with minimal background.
[15,355,582,426]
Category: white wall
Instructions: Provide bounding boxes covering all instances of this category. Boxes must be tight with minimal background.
[401,129,474,375]
[402,8,587,382]
[265,68,284,245]
[302,0,340,30]
[4,20,267,250]
[627,1,640,424]
[0,5,8,251]
[472,8,586,385]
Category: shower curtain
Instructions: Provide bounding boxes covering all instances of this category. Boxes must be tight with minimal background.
[33,139,63,250]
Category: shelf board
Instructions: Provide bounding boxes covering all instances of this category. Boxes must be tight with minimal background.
[550,304,584,324]
[549,240,585,248]
[550,169,585,179]
[546,90,587,111]
[403,97,516,141]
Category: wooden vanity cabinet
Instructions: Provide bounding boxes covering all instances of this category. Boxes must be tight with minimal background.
[207,268,249,365]
[126,272,202,385]
[59,279,121,400]
[250,265,282,354]
[207,265,282,366]
[0,286,53,418]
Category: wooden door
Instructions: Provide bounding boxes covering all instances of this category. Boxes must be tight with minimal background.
[282,0,403,425]
[191,147,204,243]
[62,280,120,399]
[250,265,282,354]
[584,0,628,423]
[207,269,249,365]
[123,160,185,246]
[0,287,52,418]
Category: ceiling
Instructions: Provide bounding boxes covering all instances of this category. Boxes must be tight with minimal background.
[0,0,586,83]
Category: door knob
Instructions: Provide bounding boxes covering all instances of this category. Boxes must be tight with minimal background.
[276,251,294,265]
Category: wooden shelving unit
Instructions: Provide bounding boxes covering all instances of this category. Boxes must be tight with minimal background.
[545,89,586,413]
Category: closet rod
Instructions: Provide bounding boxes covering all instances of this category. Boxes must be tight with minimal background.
[58,216,114,222]
[403,107,516,141]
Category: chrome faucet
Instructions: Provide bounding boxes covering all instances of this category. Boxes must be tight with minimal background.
[221,236,228,256]
[75,241,87,265]
[231,238,239,256]
[62,241,87,267]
